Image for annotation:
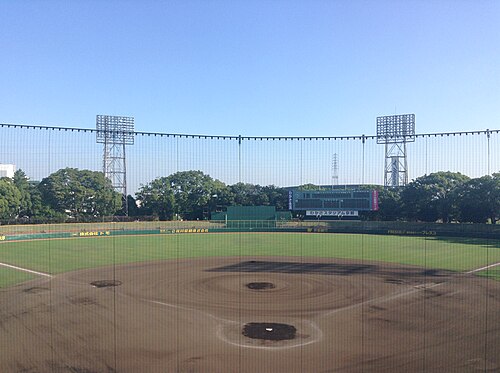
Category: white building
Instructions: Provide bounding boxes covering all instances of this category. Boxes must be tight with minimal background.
[0,164,16,178]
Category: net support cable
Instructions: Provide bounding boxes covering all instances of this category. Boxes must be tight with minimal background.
[1,123,498,141]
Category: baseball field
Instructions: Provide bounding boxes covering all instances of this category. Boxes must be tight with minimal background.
[1,226,499,372]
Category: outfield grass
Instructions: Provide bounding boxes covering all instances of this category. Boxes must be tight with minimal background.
[0,232,499,288]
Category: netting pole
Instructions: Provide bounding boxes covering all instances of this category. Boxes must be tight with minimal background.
[362,134,366,185]
[238,135,242,183]
[486,129,491,175]
[237,134,242,372]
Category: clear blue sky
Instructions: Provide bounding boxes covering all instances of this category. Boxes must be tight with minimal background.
[1,0,499,137]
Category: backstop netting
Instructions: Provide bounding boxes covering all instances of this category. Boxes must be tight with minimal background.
[0,124,499,372]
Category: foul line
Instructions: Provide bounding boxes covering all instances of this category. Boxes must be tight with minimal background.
[0,262,53,278]
[466,262,500,274]
[319,263,500,319]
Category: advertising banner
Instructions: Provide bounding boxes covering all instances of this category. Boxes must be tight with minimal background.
[305,210,359,217]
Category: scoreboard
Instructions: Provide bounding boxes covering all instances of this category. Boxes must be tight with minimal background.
[288,189,379,215]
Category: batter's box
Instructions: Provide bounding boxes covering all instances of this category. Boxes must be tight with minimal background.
[206,260,375,275]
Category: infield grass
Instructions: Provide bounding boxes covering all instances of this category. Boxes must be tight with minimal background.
[0,232,499,287]
[0,267,35,288]
[477,266,500,281]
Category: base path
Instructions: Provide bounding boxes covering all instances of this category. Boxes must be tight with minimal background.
[0,256,499,373]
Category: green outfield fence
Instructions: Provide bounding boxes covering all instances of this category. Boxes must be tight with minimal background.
[1,219,499,242]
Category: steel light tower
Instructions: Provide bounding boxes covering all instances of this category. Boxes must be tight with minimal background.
[96,115,135,215]
[377,114,415,187]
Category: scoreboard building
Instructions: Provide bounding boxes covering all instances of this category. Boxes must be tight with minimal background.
[288,188,379,219]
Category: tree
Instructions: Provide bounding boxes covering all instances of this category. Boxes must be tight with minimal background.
[11,176,65,223]
[167,171,226,220]
[137,171,226,220]
[126,195,140,217]
[455,174,500,223]
[401,171,469,222]
[261,185,289,210]
[298,183,324,191]
[12,169,33,218]
[38,168,121,220]
[230,183,269,206]
[210,183,235,209]
[206,180,232,214]
[136,178,175,220]
[361,187,403,221]
[377,188,404,221]
[113,195,140,218]
[0,177,21,220]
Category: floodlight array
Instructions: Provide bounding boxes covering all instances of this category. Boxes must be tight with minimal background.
[376,114,415,144]
[96,115,135,145]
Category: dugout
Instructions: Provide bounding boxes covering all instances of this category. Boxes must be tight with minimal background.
[211,206,291,228]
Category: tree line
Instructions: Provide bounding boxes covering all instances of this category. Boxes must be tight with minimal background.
[0,168,498,224]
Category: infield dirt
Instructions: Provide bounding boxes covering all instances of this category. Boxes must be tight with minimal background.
[1,256,499,372]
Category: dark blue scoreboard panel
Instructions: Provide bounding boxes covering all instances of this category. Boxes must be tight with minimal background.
[288,189,379,212]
